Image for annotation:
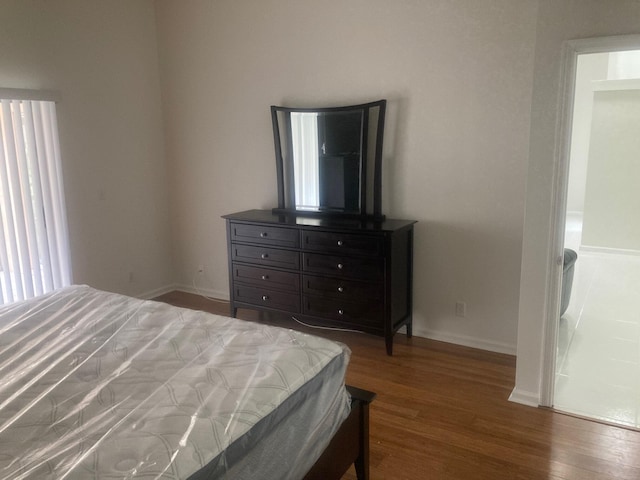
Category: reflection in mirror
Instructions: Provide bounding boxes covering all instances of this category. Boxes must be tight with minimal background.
[291,112,320,210]
[272,100,386,219]
[291,110,363,212]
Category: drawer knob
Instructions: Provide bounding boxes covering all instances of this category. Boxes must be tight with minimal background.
[262,295,269,301]
[261,253,269,259]
[337,263,344,270]
[337,240,343,246]
[260,232,268,238]
[261,275,269,280]
[337,286,344,293]
[338,309,344,315]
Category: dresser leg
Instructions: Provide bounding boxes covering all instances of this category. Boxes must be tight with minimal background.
[406,318,413,338]
[230,305,237,318]
[385,335,393,356]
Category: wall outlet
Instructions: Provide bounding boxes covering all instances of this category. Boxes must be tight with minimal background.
[455,301,466,318]
[197,264,204,274]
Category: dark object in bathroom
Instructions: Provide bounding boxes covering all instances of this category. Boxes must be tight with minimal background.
[560,248,578,317]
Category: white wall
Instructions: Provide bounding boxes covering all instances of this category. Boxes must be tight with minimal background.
[566,53,608,214]
[516,0,640,405]
[609,50,640,78]
[155,0,538,354]
[582,88,640,251]
[0,0,174,297]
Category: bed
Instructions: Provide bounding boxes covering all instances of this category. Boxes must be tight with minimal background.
[0,285,373,479]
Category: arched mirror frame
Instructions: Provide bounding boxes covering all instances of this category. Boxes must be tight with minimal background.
[271,99,386,220]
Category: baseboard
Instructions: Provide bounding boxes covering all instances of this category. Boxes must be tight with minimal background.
[174,283,230,301]
[137,284,180,300]
[580,245,640,257]
[134,283,228,302]
[145,291,517,357]
[414,326,517,356]
[508,387,540,407]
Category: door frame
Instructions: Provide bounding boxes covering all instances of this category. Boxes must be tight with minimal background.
[540,34,640,407]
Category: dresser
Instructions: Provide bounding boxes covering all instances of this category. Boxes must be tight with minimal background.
[223,209,416,355]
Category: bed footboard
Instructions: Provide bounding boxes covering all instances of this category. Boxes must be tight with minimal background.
[303,385,376,480]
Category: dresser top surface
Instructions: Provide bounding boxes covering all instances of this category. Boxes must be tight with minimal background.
[223,209,416,232]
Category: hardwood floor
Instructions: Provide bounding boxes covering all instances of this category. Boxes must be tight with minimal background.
[154,291,640,480]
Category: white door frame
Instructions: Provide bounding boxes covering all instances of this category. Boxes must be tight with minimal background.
[539,34,640,407]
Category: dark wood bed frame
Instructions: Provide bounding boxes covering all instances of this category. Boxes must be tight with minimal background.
[303,386,376,480]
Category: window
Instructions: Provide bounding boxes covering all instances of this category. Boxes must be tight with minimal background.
[0,95,71,305]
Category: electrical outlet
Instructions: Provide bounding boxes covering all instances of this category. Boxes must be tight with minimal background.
[455,301,466,318]
[197,264,204,274]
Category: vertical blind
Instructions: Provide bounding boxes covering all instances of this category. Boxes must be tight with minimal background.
[0,98,71,305]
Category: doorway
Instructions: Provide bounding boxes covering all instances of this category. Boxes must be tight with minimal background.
[551,47,640,427]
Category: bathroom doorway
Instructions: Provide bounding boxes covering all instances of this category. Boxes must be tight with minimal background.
[553,48,640,427]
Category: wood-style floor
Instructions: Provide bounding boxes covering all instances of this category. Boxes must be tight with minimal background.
[154,291,640,480]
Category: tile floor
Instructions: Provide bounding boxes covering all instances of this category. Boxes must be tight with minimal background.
[554,215,640,427]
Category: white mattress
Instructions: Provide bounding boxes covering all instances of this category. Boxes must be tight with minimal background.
[0,285,351,479]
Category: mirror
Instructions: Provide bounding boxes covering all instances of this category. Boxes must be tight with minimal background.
[271,100,386,219]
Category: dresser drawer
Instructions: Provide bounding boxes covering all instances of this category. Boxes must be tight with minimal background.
[303,253,383,281]
[303,230,382,256]
[234,264,299,293]
[234,285,300,312]
[232,245,300,270]
[230,223,299,248]
[303,296,383,327]
[303,275,382,300]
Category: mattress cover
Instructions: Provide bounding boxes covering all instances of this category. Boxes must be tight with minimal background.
[0,285,351,479]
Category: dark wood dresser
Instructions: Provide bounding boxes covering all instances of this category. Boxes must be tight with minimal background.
[223,209,416,355]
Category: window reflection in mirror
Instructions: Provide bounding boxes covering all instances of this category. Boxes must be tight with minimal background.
[290,110,363,212]
[290,112,320,210]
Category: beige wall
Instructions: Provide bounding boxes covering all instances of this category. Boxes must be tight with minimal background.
[516,0,640,404]
[156,0,538,354]
[0,0,174,297]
